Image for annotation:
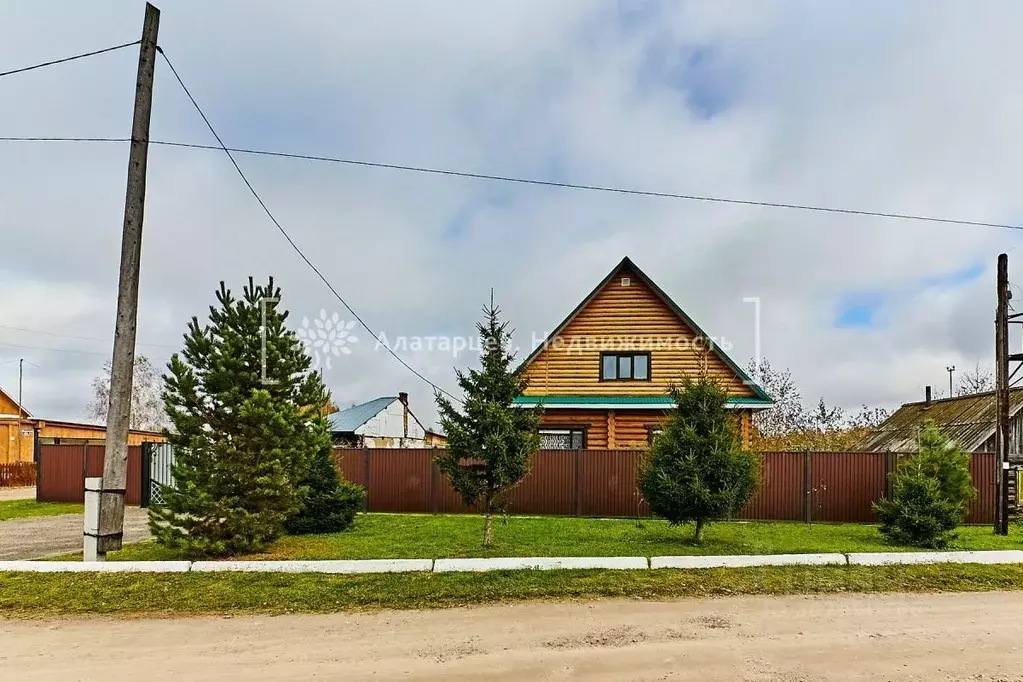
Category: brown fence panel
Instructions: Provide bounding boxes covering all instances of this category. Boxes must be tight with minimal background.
[578,450,645,517]
[364,449,434,513]
[812,452,886,522]
[37,444,142,504]
[37,444,86,502]
[334,448,369,488]
[737,452,804,520]
[967,452,995,525]
[509,450,577,515]
[0,462,36,487]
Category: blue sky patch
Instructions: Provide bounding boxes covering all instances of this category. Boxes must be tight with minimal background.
[834,293,884,329]
[833,261,985,329]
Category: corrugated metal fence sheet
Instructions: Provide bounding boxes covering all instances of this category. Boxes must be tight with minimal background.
[37,444,143,505]
[334,448,999,524]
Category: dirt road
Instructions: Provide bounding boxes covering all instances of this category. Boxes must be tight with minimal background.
[3,591,1023,680]
[0,506,150,559]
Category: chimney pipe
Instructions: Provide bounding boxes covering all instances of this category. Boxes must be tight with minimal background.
[925,385,932,406]
[398,392,409,439]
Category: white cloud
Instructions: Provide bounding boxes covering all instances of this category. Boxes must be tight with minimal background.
[1,0,1022,423]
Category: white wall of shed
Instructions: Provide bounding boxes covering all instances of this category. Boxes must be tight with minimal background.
[354,398,425,440]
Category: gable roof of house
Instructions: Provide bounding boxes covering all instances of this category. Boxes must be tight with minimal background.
[515,256,772,404]
[328,396,397,433]
[0,384,31,418]
[858,388,1023,452]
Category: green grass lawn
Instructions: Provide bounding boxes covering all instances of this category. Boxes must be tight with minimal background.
[3,563,1023,617]
[0,499,82,522]
[105,513,1022,561]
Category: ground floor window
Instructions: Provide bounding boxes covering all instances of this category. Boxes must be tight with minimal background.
[539,428,585,449]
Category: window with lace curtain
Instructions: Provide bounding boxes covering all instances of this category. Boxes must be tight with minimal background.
[538,428,585,449]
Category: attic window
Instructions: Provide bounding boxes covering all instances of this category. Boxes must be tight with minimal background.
[621,277,631,287]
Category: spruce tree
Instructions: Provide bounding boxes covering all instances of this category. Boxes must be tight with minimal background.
[435,300,541,547]
[874,421,975,548]
[638,377,759,542]
[286,436,366,535]
[150,277,339,556]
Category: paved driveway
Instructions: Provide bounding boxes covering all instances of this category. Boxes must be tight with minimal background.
[0,507,151,560]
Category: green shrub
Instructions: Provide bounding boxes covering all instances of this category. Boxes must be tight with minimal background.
[637,377,760,542]
[873,422,975,548]
[286,446,365,535]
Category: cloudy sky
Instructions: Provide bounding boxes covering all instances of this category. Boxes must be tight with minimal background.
[1,0,1021,427]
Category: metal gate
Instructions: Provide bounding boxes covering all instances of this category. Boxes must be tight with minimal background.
[140,442,174,507]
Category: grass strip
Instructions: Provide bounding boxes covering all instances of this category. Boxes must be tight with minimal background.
[3,563,1023,618]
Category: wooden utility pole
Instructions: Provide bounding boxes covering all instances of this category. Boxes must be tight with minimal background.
[995,253,1010,535]
[86,2,160,561]
[17,358,23,464]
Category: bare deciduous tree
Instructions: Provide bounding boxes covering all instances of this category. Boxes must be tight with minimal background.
[956,361,993,396]
[746,357,891,451]
[745,358,804,437]
[86,355,167,432]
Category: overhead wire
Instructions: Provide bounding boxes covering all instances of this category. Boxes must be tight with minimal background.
[156,47,462,403]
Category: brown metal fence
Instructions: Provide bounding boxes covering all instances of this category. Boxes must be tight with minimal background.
[36,444,142,505]
[30,444,999,524]
[0,462,36,487]
[334,448,998,524]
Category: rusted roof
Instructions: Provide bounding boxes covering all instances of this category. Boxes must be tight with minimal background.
[858,388,1023,452]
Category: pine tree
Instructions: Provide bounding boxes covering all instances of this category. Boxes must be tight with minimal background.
[150,277,338,556]
[435,299,541,547]
[874,421,975,548]
[637,377,759,542]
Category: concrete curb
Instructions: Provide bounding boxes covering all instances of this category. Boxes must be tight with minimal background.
[0,561,191,573]
[5,550,1023,573]
[651,553,846,569]
[433,557,648,573]
[189,559,434,573]
[846,550,1023,566]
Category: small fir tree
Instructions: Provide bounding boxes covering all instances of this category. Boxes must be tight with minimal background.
[150,277,351,556]
[874,422,975,548]
[638,377,760,542]
[435,299,541,547]
[286,439,365,535]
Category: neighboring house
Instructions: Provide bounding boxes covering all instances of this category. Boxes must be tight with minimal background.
[329,392,433,448]
[858,387,1023,454]
[0,385,33,464]
[0,384,164,464]
[425,429,448,448]
[512,257,773,449]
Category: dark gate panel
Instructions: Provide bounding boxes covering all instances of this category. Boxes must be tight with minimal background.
[37,444,143,505]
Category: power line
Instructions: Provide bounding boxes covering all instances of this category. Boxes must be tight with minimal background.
[0,41,139,79]
[0,324,176,349]
[3,135,1023,233]
[0,341,109,356]
[156,47,462,404]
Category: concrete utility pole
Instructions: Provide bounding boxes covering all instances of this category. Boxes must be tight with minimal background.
[86,2,160,561]
[995,253,1010,535]
[946,365,955,397]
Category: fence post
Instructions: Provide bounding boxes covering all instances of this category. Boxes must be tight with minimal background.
[140,442,151,508]
[803,450,812,524]
[430,456,439,514]
[34,438,42,502]
[362,449,371,512]
[574,450,583,517]
[884,451,897,502]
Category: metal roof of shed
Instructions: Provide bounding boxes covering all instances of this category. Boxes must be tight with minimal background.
[858,388,1023,452]
[328,396,397,433]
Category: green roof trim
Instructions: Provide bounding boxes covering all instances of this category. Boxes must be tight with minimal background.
[512,395,773,407]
